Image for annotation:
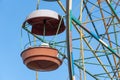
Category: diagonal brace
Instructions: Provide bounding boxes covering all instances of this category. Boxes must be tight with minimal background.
[71,15,120,59]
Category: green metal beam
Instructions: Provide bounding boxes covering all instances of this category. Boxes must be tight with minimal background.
[22,23,46,43]
[74,62,99,80]
[58,51,99,80]
[75,61,115,67]
[71,15,120,59]
[105,0,120,23]
[74,53,112,61]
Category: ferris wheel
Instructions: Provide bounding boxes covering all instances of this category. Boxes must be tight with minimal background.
[21,0,120,80]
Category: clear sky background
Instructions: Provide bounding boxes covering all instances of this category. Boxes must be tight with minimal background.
[0,0,120,80]
[0,0,68,80]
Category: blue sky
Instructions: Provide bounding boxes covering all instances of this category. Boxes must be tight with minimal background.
[0,0,68,80]
[0,0,120,80]
[0,0,34,80]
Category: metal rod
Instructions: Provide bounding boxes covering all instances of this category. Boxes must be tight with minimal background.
[58,51,99,80]
[72,15,120,59]
[105,0,120,23]
[53,30,120,47]
[36,0,40,10]
[79,0,86,80]
[83,36,112,79]
[74,62,99,80]
[76,61,115,67]
[56,1,120,79]
[83,1,114,74]
[36,71,38,80]
[50,16,63,43]
[74,53,112,61]
[113,23,120,55]
[55,43,120,53]
[72,17,112,79]
[98,1,116,71]
[57,1,66,12]
[71,16,119,78]
[83,0,99,36]
[22,23,46,43]
[27,32,32,46]
[66,0,75,80]
[94,71,115,76]
[87,0,112,15]
[57,0,117,26]
[113,21,120,77]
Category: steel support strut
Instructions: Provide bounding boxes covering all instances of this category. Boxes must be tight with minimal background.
[66,0,75,80]
[71,15,120,59]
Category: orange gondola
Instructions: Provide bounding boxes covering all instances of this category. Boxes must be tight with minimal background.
[21,46,62,71]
